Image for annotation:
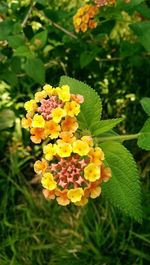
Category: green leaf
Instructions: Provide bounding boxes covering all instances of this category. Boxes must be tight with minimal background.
[7,35,25,49]
[0,70,18,86]
[59,76,102,130]
[130,21,150,52]
[137,118,150,151]
[0,19,14,40]
[140,97,150,116]
[135,3,150,19]
[100,141,142,222]
[30,30,48,50]
[91,118,122,136]
[80,50,98,69]
[24,58,45,84]
[14,46,34,58]
[0,109,15,131]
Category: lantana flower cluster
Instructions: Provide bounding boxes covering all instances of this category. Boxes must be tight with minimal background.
[22,84,111,206]
[94,0,116,7]
[22,84,83,144]
[73,4,98,33]
[73,1,116,33]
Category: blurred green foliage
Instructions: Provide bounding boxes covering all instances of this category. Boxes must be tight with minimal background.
[0,0,150,264]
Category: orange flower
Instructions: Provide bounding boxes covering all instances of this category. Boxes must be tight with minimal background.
[59,131,76,143]
[21,117,32,129]
[61,116,78,133]
[55,190,70,206]
[43,189,55,200]
[34,159,48,174]
[44,120,61,139]
[73,4,98,33]
[30,128,45,143]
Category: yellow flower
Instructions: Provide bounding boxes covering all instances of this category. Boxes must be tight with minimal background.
[57,85,71,102]
[64,101,80,117]
[89,147,104,165]
[43,84,53,96]
[44,120,60,139]
[51,107,66,123]
[67,188,84,203]
[73,17,82,26]
[32,114,45,128]
[56,140,72,157]
[41,172,57,190]
[90,186,101,199]
[35,90,47,102]
[84,163,100,182]
[74,196,88,206]
[24,99,37,112]
[81,135,93,147]
[21,117,32,129]
[72,140,90,156]
[34,159,48,174]
[43,143,57,161]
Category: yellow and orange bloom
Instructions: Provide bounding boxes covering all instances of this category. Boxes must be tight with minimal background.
[57,85,71,102]
[81,135,93,147]
[89,147,104,165]
[30,128,45,143]
[22,84,83,143]
[32,114,45,128]
[73,4,98,33]
[94,0,116,7]
[22,83,112,207]
[24,99,37,112]
[56,140,72,158]
[61,116,78,133]
[67,188,84,203]
[43,143,57,161]
[84,163,101,182]
[41,172,57,190]
[34,159,48,174]
[44,120,61,139]
[37,136,111,206]
[51,107,66,123]
[21,117,32,129]
[64,101,80,117]
[72,140,90,156]
[59,131,76,143]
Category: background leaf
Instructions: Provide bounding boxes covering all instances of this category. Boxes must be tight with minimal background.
[130,21,150,52]
[100,141,142,223]
[0,109,15,131]
[137,118,150,151]
[90,118,122,136]
[59,76,102,130]
[31,30,48,50]
[140,97,150,116]
[24,58,45,84]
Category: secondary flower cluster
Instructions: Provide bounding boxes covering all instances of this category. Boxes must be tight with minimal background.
[34,136,111,206]
[73,4,98,33]
[22,84,84,144]
[22,84,111,206]
[93,0,116,7]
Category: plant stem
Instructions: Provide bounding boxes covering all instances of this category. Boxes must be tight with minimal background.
[98,133,140,142]
[21,0,36,27]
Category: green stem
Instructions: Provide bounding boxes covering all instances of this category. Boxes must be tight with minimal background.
[98,133,140,142]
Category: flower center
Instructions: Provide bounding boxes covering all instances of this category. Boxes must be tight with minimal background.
[50,154,90,189]
[37,96,64,120]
